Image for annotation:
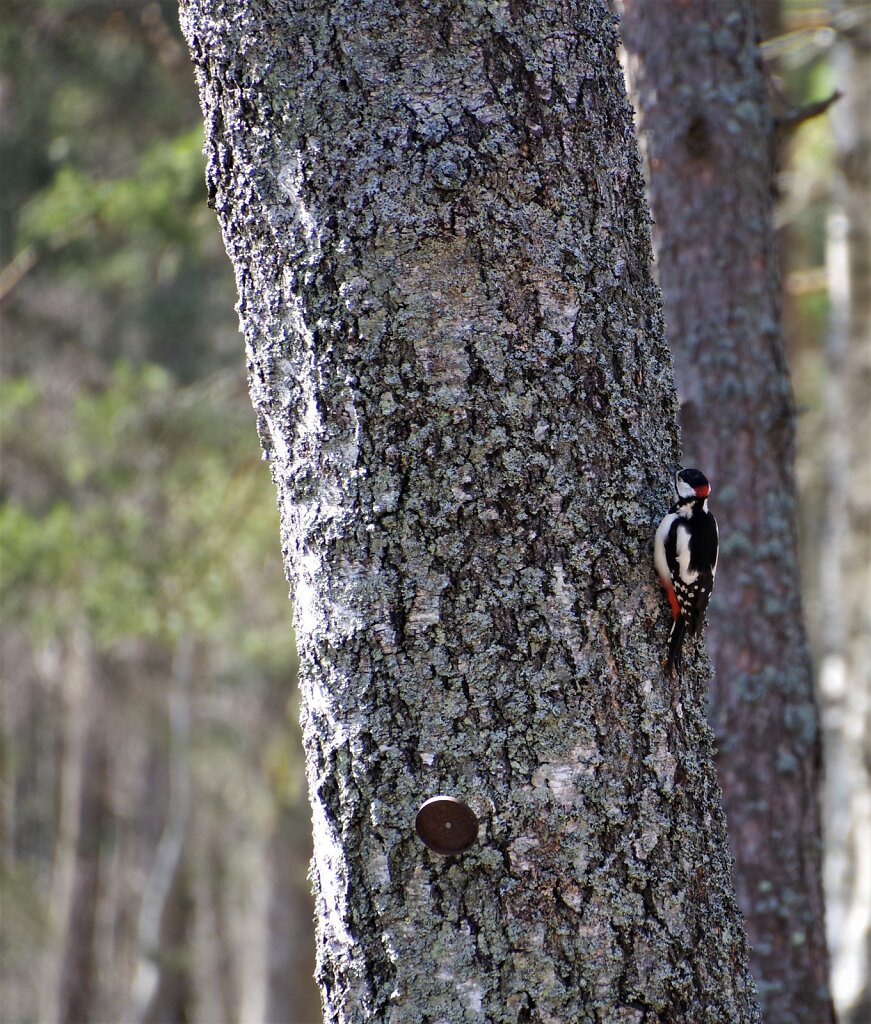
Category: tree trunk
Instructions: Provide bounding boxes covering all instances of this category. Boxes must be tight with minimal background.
[822,3,871,1020]
[180,1,762,1019]
[264,803,320,1024]
[38,625,94,1024]
[619,3,834,1022]
[60,716,110,1024]
[126,639,193,1024]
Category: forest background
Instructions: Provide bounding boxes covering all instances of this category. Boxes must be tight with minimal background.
[0,1,867,1023]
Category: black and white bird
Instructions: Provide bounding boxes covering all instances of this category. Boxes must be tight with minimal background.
[654,468,719,677]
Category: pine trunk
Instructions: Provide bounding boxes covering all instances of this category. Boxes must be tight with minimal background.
[180,1,762,1020]
[619,3,834,1022]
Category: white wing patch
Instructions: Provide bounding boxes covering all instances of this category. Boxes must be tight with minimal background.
[654,512,677,582]
[674,522,699,584]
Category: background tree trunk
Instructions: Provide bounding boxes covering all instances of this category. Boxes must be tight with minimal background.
[619,3,834,1022]
[38,626,95,1024]
[181,1,762,1020]
[821,3,871,1019]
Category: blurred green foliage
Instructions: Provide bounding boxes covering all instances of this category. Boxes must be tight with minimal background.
[1,363,293,663]
[0,11,314,1013]
[20,128,209,251]
[0,2,237,380]
[0,0,295,662]
[0,0,199,256]
[0,0,301,821]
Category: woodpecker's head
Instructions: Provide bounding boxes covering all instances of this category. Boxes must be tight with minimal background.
[675,467,711,501]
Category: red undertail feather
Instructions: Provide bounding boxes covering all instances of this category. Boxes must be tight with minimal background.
[660,577,681,622]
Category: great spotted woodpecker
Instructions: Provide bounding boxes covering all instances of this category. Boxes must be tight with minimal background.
[654,468,719,677]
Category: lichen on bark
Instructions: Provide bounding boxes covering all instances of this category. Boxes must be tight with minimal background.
[180,1,762,1020]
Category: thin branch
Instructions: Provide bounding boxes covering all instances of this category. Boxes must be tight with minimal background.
[0,247,38,303]
[776,90,842,133]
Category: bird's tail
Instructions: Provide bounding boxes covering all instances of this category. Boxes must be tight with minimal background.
[667,616,686,678]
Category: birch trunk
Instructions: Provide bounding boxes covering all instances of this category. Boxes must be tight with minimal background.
[180,1,762,1020]
[619,3,833,1022]
[822,4,871,1019]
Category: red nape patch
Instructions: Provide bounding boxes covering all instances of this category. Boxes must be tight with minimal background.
[695,484,710,497]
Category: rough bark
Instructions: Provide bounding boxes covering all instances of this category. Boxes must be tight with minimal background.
[180,1,762,1020]
[822,3,871,1019]
[619,3,834,1022]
